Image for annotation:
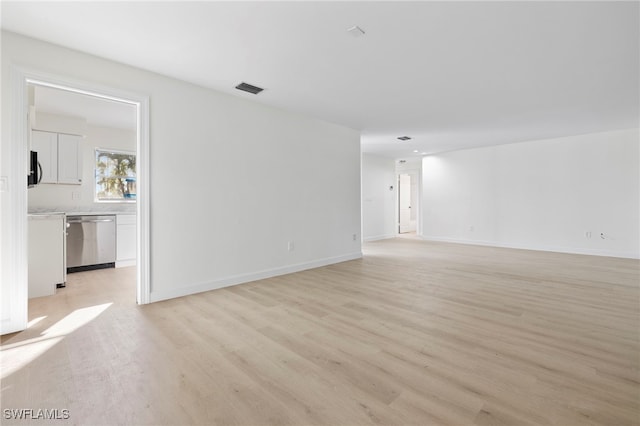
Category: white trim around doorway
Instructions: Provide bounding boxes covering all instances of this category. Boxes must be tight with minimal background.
[3,66,150,334]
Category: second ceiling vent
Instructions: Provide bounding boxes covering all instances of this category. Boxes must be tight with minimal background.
[235,82,264,95]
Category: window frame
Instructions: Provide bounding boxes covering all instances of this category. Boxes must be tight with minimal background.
[94,147,137,203]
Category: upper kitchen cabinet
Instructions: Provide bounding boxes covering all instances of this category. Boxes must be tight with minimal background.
[31,130,58,183]
[57,134,82,184]
[31,130,82,185]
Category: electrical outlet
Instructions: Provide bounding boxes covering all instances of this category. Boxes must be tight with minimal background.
[352,234,357,241]
[72,191,81,200]
[585,231,592,239]
[287,241,294,251]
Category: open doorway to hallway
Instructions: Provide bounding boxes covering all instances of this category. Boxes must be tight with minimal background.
[396,158,421,238]
[398,169,419,235]
[398,173,416,234]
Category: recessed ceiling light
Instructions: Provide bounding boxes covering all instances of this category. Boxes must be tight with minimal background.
[347,26,365,37]
[235,82,264,94]
[413,150,419,153]
[397,136,411,141]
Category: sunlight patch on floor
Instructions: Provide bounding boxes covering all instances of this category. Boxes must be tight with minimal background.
[27,316,47,328]
[0,303,112,379]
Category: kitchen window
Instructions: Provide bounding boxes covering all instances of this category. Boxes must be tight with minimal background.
[95,149,136,202]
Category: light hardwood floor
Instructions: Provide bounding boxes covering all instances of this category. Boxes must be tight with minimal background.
[2,239,639,425]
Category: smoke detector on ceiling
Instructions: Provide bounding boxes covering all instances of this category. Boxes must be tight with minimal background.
[235,82,264,95]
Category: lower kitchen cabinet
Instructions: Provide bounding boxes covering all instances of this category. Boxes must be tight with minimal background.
[116,214,136,267]
[28,213,66,298]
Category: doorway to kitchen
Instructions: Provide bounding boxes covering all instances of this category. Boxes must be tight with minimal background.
[28,83,139,294]
[3,67,149,334]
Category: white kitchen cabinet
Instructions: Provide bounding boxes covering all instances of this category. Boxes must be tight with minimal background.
[57,134,83,184]
[28,213,66,298]
[31,130,58,183]
[116,214,136,267]
[30,130,82,185]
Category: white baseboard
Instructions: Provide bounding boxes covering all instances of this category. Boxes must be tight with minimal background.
[420,235,640,259]
[149,251,363,303]
[116,259,136,268]
[364,234,396,242]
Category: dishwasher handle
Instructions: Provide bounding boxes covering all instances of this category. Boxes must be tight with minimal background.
[67,218,115,224]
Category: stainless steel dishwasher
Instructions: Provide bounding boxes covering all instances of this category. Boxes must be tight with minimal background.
[66,215,116,273]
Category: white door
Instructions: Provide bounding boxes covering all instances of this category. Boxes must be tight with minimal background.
[399,174,413,233]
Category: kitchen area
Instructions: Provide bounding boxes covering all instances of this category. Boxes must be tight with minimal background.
[27,84,138,299]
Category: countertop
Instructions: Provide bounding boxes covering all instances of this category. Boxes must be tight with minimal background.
[64,212,135,216]
[28,212,66,218]
[28,210,136,216]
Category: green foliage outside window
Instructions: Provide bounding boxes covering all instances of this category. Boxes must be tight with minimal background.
[95,149,136,201]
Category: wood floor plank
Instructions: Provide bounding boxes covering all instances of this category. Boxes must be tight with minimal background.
[1,239,638,425]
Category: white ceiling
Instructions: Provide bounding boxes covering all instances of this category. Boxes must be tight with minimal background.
[34,85,137,131]
[2,1,638,158]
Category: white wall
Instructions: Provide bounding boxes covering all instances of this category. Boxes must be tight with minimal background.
[362,153,397,241]
[28,119,137,213]
[1,31,361,316]
[422,129,640,258]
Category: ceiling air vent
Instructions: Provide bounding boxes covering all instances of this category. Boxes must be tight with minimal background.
[397,136,412,141]
[235,82,264,95]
